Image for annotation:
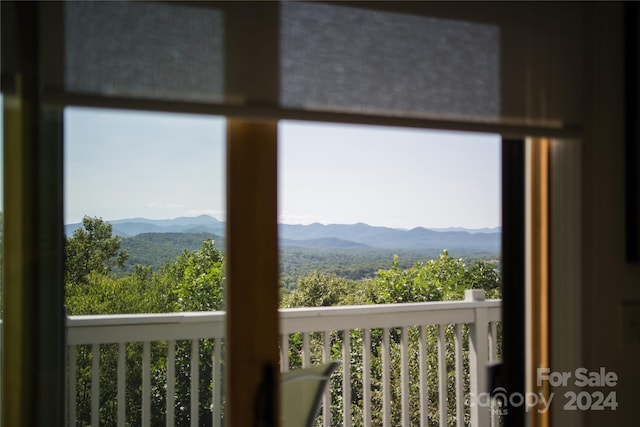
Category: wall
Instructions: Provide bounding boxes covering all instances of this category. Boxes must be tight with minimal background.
[580,3,640,426]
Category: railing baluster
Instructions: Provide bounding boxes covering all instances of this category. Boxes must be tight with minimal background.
[488,322,499,427]
[437,324,447,426]
[363,328,371,427]
[142,341,151,427]
[213,338,223,427]
[382,328,390,427]
[167,340,176,427]
[401,326,410,427]
[489,321,498,362]
[323,331,331,427]
[191,339,199,427]
[281,334,289,372]
[302,332,310,368]
[454,324,464,427]
[91,344,100,427]
[118,342,126,427]
[342,330,351,427]
[418,326,428,427]
[68,345,77,427]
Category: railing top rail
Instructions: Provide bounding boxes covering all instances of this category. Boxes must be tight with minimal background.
[280,299,501,333]
[66,299,501,327]
[66,299,501,344]
[67,310,225,328]
[279,299,501,318]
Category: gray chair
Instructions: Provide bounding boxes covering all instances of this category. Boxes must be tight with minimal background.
[280,361,340,427]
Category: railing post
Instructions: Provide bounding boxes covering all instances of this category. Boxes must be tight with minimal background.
[467,289,490,427]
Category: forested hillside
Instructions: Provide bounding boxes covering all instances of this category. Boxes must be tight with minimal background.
[119,232,499,288]
[279,246,499,289]
[109,215,500,285]
[120,232,224,272]
[65,216,501,313]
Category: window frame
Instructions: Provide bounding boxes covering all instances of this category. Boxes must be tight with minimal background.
[1,2,582,426]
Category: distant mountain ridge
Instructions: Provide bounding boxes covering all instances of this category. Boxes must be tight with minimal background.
[65,214,500,253]
[65,215,225,238]
[278,222,500,251]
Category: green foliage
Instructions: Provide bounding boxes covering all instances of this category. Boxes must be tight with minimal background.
[66,228,225,427]
[66,267,176,315]
[169,238,225,312]
[282,250,501,308]
[374,250,499,304]
[64,215,501,427]
[65,216,129,286]
[282,250,502,427]
[281,272,354,308]
[279,247,439,290]
[120,232,224,273]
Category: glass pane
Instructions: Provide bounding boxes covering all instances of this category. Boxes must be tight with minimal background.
[278,121,503,425]
[279,121,502,296]
[64,108,226,425]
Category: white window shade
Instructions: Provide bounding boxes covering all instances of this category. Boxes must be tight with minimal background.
[65,1,224,103]
[280,1,500,121]
[58,1,583,134]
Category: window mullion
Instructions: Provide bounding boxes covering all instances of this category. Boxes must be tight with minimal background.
[225,120,280,427]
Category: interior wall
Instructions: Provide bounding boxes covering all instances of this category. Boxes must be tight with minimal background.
[580,3,640,426]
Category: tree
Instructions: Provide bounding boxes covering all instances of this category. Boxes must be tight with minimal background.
[67,237,225,426]
[281,271,354,308]
[281,251,502,426]
[65,216,128,285]
[373,250,500,304]
[168,238,225,312]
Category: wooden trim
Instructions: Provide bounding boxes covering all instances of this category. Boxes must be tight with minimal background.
[3,73,37,427]
[526,137,550,427]
[42,91,583,140]
[3,2,66,425]
[225,120,280,427]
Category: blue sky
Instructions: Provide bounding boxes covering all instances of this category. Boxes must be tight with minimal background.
[64,108,500,229]
[64,108,226,223]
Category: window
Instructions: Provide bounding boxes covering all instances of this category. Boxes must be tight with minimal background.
[64,108,227,425]
[2,2,586,426]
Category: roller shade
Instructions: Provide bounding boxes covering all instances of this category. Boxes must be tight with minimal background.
[281,1,500,120]
[65,1,224,103]
[54,1,584,135]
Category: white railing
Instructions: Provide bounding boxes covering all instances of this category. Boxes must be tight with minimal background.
[66,290,501,427]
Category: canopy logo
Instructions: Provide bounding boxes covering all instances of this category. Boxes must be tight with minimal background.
[468,367,618,414]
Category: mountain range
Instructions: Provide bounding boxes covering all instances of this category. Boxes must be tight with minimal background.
[65,214,500,252]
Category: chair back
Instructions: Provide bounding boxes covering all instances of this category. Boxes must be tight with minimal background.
[280,361,340,427]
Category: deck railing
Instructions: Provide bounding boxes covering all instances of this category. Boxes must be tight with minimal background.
[66,290,501,427]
